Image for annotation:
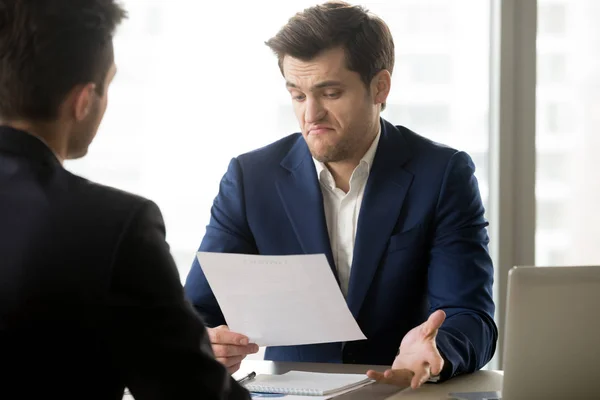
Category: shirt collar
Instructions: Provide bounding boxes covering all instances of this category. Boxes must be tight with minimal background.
[0,125,63,166]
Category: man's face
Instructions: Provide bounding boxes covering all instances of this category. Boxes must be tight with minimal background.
[283,47,381,163]
[67,62,117,160]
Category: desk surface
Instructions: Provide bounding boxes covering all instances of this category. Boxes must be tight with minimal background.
[235,360,503,400]
[122,360,502,399]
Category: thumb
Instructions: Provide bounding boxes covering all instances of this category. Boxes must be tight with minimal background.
[209,325,250,345]
[423,310,446,337]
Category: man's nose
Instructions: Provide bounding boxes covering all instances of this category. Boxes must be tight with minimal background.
[305,97,327,123]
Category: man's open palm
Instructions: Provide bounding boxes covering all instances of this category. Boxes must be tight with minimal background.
[367,310,446,389]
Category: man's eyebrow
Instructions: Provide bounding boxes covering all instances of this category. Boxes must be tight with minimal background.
[313,80,344,89]
[285,80,345,90]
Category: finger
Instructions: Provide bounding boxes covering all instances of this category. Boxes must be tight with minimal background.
[366,370,392,382]
[209,325,250,345]
[216,355,245,368]
[411,363,431,390]
[366,369,413,388]
[423,310,446,337]
[213,343,259,358]
[228,362,242,374]
[366,370,385,380]
[426,351,444,377]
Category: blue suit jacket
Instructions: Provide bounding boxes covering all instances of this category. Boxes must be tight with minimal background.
[185,119,497,379]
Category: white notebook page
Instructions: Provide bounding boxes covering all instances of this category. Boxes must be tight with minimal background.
[244,371,373,396]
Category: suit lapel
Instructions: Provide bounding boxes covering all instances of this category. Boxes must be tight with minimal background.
[347,121,415,318]
[276,137,337,280]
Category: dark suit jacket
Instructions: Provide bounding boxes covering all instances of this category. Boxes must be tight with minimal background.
[0,126,249,400]
[185,119,498,380]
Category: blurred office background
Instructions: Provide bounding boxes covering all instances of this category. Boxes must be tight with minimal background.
[65,0,600,368]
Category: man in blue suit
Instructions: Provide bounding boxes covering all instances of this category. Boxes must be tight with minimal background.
[185,1,497,389]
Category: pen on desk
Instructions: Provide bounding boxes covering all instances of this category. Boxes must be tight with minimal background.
[237,371,256,385]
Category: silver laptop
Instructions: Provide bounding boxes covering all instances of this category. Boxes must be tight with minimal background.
[501,265,600,399]
[452,265,600,400]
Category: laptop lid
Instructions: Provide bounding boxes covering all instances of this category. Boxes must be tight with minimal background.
[502,265,600,400]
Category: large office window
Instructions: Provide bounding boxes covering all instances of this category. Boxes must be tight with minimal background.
[65,0,492,279]
[536,0,600,266]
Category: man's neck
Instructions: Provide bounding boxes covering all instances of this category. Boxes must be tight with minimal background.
[1,119,66,164]
[325,124,380,193]
[325,160,360,193]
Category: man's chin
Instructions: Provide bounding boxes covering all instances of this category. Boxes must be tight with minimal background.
[310,150,332,163]
[306,142,335,163]
[66,147,89,160]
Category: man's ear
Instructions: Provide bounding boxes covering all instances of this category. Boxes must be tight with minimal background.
[72,83,97,121]
[371,70,391,106]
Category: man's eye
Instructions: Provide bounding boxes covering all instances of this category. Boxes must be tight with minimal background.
[292,94,306,101]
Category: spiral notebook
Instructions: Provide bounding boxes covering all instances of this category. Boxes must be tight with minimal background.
[244,371,373,396]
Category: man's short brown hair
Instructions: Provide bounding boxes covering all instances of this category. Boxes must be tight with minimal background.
[0,0,127,121]
[265,1,394,92]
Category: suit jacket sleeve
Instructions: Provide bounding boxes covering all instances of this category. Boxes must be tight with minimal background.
[107,199,250,400]
[429,151,498,380]
[184,158,258,327]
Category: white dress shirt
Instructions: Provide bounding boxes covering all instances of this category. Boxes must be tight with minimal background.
[313,129,381,297]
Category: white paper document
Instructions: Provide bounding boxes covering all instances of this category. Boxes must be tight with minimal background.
[196,252,367,347]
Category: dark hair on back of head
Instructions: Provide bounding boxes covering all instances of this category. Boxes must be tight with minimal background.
[0,0,127,121]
